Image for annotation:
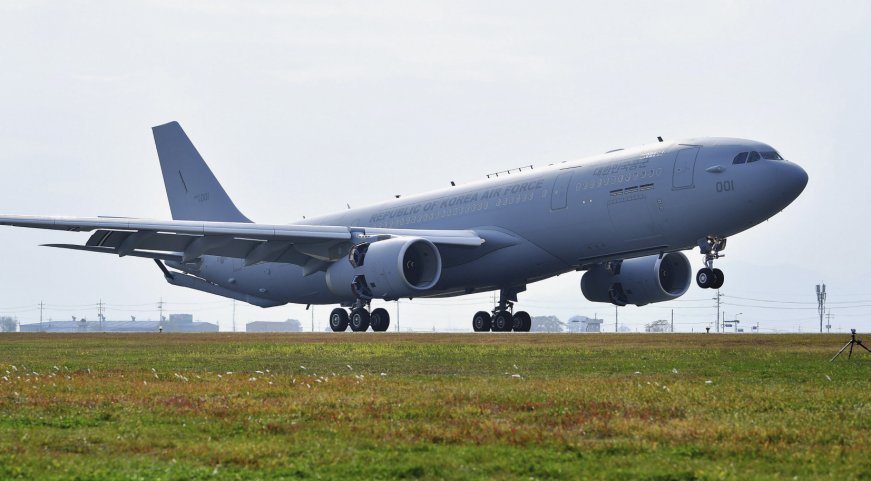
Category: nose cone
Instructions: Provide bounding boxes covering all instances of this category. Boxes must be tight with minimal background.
[784,161,809,200]
[772,161,808,210]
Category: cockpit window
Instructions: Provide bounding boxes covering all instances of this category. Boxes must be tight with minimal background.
[732,152,748,164]
[747,151,761,163]
[760,151,783,160]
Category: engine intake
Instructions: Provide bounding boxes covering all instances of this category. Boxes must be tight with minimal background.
[580,252,692,306]
[326,237,442,301]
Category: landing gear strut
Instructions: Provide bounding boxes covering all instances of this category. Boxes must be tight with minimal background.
[696,237,726,289]
[471,287,532,333]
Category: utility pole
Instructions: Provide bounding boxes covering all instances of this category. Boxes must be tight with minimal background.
[39,301,44,330]
[713,291,722,333]
[97,299,105,331]
[158,297,165,323]
[816,283,826,334]
[826,310,833,334]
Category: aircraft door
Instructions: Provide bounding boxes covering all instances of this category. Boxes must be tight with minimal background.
[672,146,700,189]
[550,172,573,210]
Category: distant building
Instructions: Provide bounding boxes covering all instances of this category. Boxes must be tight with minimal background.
[246,319,303,333]
[19,314,218,333]
[169,314,194,323]
[566,315,604,333]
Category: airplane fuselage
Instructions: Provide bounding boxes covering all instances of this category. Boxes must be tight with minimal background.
[187,137,807,305]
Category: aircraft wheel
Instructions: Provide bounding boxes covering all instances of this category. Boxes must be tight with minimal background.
[349,308,371,332]
[711,268,725,289]
[472,311,492,332]
[513,311,532,332]
[329,308,349,332]
[696,268,714,289]
[370,308,391,332]
[492,311,513,332]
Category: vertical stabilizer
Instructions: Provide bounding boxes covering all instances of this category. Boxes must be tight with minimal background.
[152,122,251,223]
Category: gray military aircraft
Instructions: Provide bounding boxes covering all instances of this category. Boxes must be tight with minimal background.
[0,122,808,332]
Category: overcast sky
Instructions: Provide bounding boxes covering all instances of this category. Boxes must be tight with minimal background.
[1,1,869,333]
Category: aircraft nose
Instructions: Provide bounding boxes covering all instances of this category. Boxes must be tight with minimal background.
[783,161,809,200]
[768,160,808,210]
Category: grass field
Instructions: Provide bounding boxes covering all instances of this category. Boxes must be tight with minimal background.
[0,333,868,480]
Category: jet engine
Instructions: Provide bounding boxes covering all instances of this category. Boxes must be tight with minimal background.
[326,237,442,301]
[580,252,692,306]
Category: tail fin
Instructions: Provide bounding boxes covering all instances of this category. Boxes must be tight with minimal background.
[152,122,251,223]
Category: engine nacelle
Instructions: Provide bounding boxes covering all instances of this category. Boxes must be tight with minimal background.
[326,237,442,301]
[580,252,692,306]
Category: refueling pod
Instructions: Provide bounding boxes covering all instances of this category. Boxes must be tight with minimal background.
[326,237,442,301]
[581,252,692,306]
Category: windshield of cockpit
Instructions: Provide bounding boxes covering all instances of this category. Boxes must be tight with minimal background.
[732,150,784,164]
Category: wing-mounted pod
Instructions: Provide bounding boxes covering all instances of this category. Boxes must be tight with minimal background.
[581,252,692,306]
[326,237,442,301]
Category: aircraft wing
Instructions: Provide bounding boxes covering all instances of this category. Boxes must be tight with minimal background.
[0,215,485,270]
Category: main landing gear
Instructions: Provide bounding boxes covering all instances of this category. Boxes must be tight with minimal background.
[329,303,391,332]
[696,237,726,289]
[472,287,532,333]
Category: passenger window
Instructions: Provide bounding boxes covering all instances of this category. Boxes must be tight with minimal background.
[747,151,760,163]
[733,152,748,164]
[760,151,783,160]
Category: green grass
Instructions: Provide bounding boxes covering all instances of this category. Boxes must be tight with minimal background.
[0,333,868,480]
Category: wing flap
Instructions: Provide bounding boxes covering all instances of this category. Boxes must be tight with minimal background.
[44,244,183,262]
[0,215,353,240]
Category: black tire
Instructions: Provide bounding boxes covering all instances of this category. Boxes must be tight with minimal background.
[329,308,349,332]
[350,308,371,332]
[513,311,532,332]
[711,268,725,289]
[472,311,492,332]
[492,311,513,332]
[370,308,390,332]
[696,268,714,289]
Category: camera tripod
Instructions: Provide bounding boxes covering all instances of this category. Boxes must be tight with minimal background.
[830,329,871,361]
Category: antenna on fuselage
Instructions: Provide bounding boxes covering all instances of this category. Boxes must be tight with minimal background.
[450,181,455,187]
[657,136,663,142]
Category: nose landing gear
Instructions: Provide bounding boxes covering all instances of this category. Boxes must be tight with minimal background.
[696,237,726,289]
